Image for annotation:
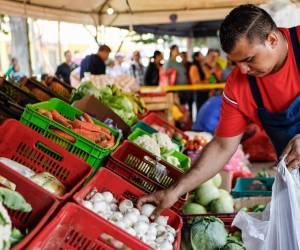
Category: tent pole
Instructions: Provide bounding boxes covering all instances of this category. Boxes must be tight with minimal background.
[57,21,62,63]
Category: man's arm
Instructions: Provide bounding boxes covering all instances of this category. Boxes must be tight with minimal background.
[137,134,243,218]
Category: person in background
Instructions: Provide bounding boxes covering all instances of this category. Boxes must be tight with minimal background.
[55,50,78,85]
[144,50,163,86]
[203,48,220,83]
[130,50,145,85]
[165,45,189,113]
[109,53,128,77]
[189,51,209,111]
[5,57,18,78]
[180,51,192,83]
[80,44,111,79]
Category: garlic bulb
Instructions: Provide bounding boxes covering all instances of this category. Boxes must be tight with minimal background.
[156,224,166,236]
[82,200,93,210]
[94,200,108,213]
[147,224,157,237]
[138,215,150,224]
[166,225,176,236]
[157,240,173,250]
[92,193,104,203]
[102,191,114,203]
[155,216,168,226]
[129,207,140,217]
[111,211,123,221]
[125,227,137,237]
[124,211,139,226]
[119,199,133,214]
[115,220,126,230]
[110,203,118,211]
[140,203,156,217]
[134,221,149,236]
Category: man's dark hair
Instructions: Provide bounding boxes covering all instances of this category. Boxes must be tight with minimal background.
[153,50,162,59]
[98,44,111,53]
[220,4,277,53]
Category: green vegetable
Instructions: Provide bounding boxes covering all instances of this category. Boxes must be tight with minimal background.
[134,134,161,157]
[162,155,181,168]
[183,202,207,215]
[9,228,24,245]
[0,188,32,212]
[256,170,270,178]
[252,204,266,212]
[221,240,246,250]
[212,173,222,188]
[210,195,234,213]
[190,216,228,250]
[71,81,99,102]
[195,181,220,206]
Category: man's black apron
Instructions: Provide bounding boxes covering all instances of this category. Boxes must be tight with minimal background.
[248,27,300,157]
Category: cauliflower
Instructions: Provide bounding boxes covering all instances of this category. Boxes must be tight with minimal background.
[151,132,179,154]
[0,202,12,250]
[134,135,161,157]
[163,155,181,168]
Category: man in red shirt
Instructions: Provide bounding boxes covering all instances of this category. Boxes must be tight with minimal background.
[138,4,300,217]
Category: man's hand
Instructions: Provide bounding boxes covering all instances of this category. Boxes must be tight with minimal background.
[281,134,300,169]
[137,188,180,219]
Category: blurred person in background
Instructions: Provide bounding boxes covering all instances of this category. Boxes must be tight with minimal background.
[80,44,111,79]
[5,57,24,81]
[144,50,163,86]
[203,48,221,83]
[189,51,209,111]
[221,58,237,81]
[5,57,18,78]
[130,50,145,85]
[55,50,78,85]
[109,53,129,77]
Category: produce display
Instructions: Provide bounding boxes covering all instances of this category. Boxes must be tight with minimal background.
[0,187,32,249]
[36,108,115,148]
[183,173,234,214]
[72,82,145,126]
[181,216,245,250]
[81,189,176,250]
[133,131,190,171]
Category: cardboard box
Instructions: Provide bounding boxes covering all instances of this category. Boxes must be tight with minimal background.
[73,95,131,137]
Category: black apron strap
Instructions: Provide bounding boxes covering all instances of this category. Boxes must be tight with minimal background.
[289,27,300,72]
[248,75,264,108]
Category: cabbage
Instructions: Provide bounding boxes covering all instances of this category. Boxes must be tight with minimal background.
[190,216,228,250]
[71,81,100,102]
[210,195,234,213]
[221,240,245,250]
[195,182,220,206]
[212,173,222,188]
[183,202,207,215]
[0,202,12,250]
[134,135,161,157]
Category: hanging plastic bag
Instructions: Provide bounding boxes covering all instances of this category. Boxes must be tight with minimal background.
[232,157,300,250]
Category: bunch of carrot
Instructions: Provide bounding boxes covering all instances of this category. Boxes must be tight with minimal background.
[37,109,115,148]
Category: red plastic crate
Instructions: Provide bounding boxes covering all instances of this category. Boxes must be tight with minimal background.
[107,140,187,212]
[142,112,189,141]
[0,162,58,249]
[0,119,93,201]
[73,168,183,250]
[27,203,164,250]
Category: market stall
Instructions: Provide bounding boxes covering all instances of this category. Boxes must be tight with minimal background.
[0,74,278,250]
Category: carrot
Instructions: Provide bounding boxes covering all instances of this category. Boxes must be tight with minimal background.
[37,108,53,120]
[71,119,112,139]
[83,113,94,124]
[50,129,76,142]
[97,136,115,148]
[51,110,72,128]
[73,128,109,143]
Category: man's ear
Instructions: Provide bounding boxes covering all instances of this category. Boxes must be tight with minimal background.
[265,31,279,49]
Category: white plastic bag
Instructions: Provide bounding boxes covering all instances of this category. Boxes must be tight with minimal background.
[233,158,300,250]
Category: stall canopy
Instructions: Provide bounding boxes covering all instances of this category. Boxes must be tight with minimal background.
[0,0,267,27]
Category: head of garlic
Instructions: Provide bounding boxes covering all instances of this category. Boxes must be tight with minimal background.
[119,199,133,214]
[134,221,149,236]
[102,191,114,203]
[140,203,156,217]
[155,215,169,226]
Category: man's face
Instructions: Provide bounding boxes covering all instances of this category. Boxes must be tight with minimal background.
[100,51,110,61]
[227,34,279,77]
[180,53,187,62]
[65,52,72,63]
[133,51,140,62]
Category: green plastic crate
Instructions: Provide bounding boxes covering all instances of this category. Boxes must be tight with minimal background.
[231,177,274,198]
[132,121,184,151]
[20,98,121,172]
[128,127,190,172]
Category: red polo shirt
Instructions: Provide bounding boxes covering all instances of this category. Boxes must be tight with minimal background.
[216,26,300,137]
